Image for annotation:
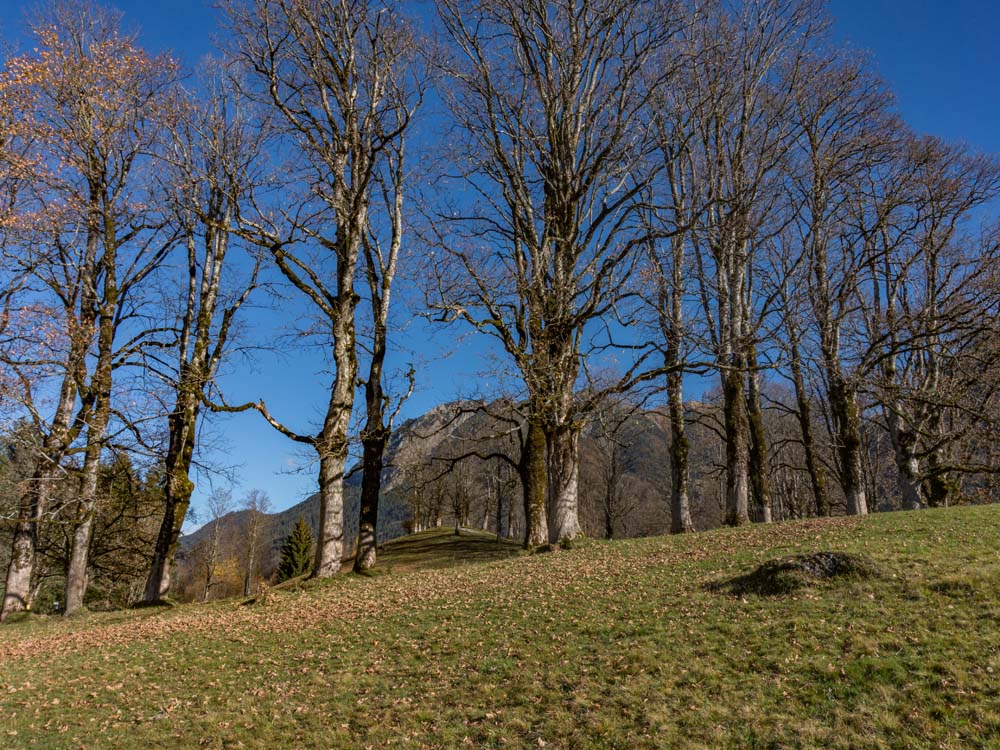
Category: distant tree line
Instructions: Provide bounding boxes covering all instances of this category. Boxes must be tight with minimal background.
[1,0,999,620]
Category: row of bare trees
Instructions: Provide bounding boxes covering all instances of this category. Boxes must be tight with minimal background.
[3,0,1000,620]
[0,0,421,620]
[415,0,1000,544]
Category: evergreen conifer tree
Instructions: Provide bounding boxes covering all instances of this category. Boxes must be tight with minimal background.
[276,517,313,582]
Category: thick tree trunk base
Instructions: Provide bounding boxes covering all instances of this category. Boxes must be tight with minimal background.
[547,428,581,544]
[1,529,35,623]
[354,524,377,573]
[64,513,95,616]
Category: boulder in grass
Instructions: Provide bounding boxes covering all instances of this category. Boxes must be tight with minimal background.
[711,551,881,596]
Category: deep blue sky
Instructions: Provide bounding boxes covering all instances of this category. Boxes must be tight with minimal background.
[2,1,998,523]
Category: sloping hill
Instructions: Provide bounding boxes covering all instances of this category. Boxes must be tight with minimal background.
[5,505,997,749]
[176,401,488,580]
[177,398,689,584]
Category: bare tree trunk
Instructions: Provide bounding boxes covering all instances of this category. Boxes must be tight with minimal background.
[506,474,516,540]
[788,333,829,516]
[722,369,751,525]
[829,374,869,516]
[64,402,112,615]
[1,495,43,620]
[745,343,773,523]
[1,372,78,622]
[354,427,386,572]
[547,426,581,545]
[202,518,223,602]
[144,390,198,602]
[494,476,503,540]
[355,302,388,572]
[923,410,953,507]
[924,454,952,508]
[314,258,358,577]
[523,419,549,548]
[667,368,695,533]
[64,415,108,615]
[886,407,923,511]
[655,221,694,534]
[64,270,116,616]
[314,441,348,578]
[896,448,923,511]
[243,505,264,597]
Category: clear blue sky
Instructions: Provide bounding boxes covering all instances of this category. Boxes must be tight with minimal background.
[2,0,998,523]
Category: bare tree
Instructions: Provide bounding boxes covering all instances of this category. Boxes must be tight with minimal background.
[783,48,895,518]
[241,488,271,596]
[862,137,1000,510]
[222,0,420,577]
[141,68,264,604]
[0,2,178,617]
[354,63,423,570]
[678,0,823,525]
[201,486,233,601]
[431,0,681,545]
[590,401,643,539]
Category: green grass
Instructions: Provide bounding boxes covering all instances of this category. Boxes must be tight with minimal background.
[1,507,999,749]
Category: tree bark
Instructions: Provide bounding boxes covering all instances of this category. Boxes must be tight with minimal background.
[313,241,360,577]
[667,368,695,533]
[788,333,829,516]
[64,238,117,616]
[354,428,386,572]
[887,409,923,511]
[923,411,953,507]
[745,343,773,523]
[314,439,349,578]
[522,419,549,548]
[722,369,751,525]
[547,425,581,544]
[828,374,869,516]
[143,389,198,602]
[1,367,79,622]
[64,387,112,615]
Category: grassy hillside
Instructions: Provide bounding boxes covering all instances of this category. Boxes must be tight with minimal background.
[1,508,998,749]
